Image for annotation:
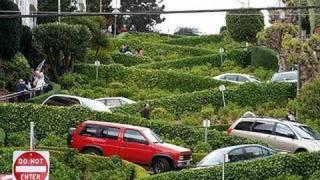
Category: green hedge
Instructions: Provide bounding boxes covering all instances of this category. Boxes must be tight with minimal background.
[113,83,295,115]
[111,53,152,66]
[0,148,143,179]
[146,152,320,180]
[164,35,223,46]
[75,64,229,92]
[251,46,278,70]
[135,50,251,69]
[0,103,261,152]
[111,39,215,60]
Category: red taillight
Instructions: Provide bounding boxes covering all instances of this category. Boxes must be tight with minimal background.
[227,128,233,135]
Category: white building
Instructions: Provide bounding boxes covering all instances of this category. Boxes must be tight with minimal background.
[10,0,37,28]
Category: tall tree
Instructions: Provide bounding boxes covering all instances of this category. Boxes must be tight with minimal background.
[33,23,92,80]
[0,0,22,61]
[226,9,264,43]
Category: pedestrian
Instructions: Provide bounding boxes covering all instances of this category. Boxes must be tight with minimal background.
[286,110,296,121]
[16,79,27,102]
[33,69,46,96]
[140,103,152,119]
[120,44,127,53]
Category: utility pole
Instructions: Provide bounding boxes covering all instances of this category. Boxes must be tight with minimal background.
[100,0,103,13]
[58,0,61,23]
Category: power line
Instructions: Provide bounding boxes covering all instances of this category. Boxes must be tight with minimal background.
[0,5,319,18]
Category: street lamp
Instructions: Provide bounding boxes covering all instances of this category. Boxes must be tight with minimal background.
[111,0,121,37]
[219,85,226,107]
[203,118,211,143]
[219,47,225,68]
[95,60,101,81]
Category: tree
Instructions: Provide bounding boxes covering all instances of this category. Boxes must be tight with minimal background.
[226,9,264,43]
[33,23,92,80]
[38,0,76,23]
[257,22,298,72]
[0,0,22,61]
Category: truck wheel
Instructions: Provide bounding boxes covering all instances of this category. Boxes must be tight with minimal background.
[152,158,171,174]
[82,148,102,156]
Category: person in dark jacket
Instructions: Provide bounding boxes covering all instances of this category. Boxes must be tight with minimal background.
[140,103,151,119]
[16,79,27,102]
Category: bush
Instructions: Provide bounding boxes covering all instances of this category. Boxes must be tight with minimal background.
[0,129,5,147]
[268,175,303,180]
[147,152,320,180]
[58,73,90,90]
[111,53,152,66]
[39,134,66,147]
[308,170,320,180]
[151,107,174,120]
[191,142,212,153]
[6,132,29,147]
[113,83,295,116]
[75,64,229,92]
[251,46,278,70]
[0,103,262,152]
[164,35,223,46]
[84,50,113,64]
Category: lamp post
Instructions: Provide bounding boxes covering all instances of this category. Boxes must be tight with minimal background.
[95,60,100,81]
[219,47,225,68]
[111,0,121,37]
[58,0,61,23]
[219,85,226,107]
[203,119,211,143]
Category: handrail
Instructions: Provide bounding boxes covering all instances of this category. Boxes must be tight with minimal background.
[0,84,50,101]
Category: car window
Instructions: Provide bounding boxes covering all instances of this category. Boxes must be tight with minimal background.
[225,75,237,81]
[101,127,120,140]
[252,121,275,134]
[124,129,146,144]
[80,125,99,137]
[244,147,264,160]
[106,99,121,106]
[235,121,254,131]
[44,96,80,106]
[120,99,128,105]
[275,123,295,139]
[238,76,248,82]
[261,147,271,156]
[228,148,245,162]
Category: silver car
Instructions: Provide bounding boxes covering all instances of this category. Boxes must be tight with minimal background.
[213,73,261,84]
[196,144,275,168]
[271,71,297,83]
[228,117,320,152]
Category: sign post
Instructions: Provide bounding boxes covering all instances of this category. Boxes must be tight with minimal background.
[30,122,34,151]
[13,151,50,180]
[95,60,100,81]
[219,47,224,68]
[203,119,211,143]
[219,85,226,107]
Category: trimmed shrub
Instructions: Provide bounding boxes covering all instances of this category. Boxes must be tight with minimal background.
[251,46,278,70]
[164,35,223,46]
[58,73,90,90]
[6,132,29,147]
[0,103,262,152]
[113,83,295,116]
[75,64,229,92]
[268,175,303,180]
[111,53,152,66]
[84,50,113,64]
[39,134,67,147]
[0,128,5,147]
[308,170,320,180]
[146,152,320,180]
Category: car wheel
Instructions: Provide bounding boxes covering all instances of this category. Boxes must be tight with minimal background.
[82,148,102,156]
[152,158,171,174]
[295,149,307,153]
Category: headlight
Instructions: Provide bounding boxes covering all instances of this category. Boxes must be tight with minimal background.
[179,155,184,161]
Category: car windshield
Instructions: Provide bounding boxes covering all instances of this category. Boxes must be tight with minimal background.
[197,150,224,167]
[143,129,163,143]
[292,125,320,140]
[272,72,297,81]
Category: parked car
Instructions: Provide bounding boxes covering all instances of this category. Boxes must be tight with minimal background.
[213,73,261,84]
[68,121,192,173]
[42,94,111,113]
[196,144,276,168]
[271,71,297,83]
[95,97,136,108]
[227,117,320,153]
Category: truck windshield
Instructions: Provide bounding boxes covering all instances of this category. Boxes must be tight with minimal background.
[143,129,163,143]
[293,125,320,140]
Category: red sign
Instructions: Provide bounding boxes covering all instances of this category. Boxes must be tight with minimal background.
[13,151,49,180]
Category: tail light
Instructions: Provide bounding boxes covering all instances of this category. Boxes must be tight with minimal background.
[227,128,233,135]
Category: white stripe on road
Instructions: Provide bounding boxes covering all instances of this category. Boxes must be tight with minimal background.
[15,166,46,173]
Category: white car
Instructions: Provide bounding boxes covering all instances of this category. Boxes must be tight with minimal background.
[213,73,261,84]
[42,94,111,113]
[95,97,136,108]
[271,71,297,83]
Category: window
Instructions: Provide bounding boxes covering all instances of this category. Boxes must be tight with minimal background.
[252,121,275,134]
[101,127,120,140]
[261,147,271,156]
[120,99,128,105]
[275,123,295,139]
[228,148,245,162]
[235,121,254,131]
[44,96,80,106]
[124,130,146,144]
[244,147,264,160]
[238,76,248,82]
[80,125,99,137]
[106,99,121,106]
[225,75,237,81]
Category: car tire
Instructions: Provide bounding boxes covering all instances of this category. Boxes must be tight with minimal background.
[152,157,171,174]
[82,148,102,156]
[295,149,307,153]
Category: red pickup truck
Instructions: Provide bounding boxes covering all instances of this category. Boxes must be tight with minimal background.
[68,121,192,173]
